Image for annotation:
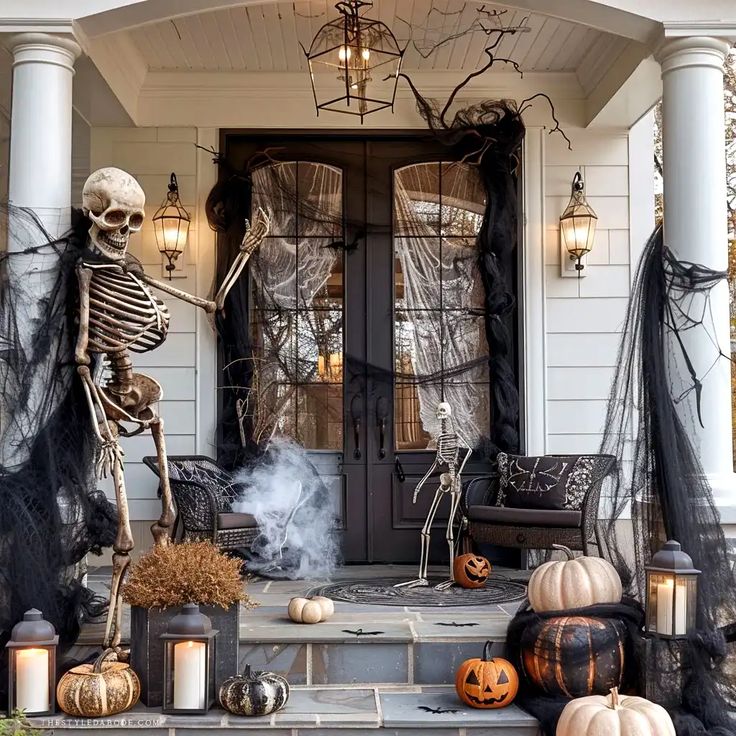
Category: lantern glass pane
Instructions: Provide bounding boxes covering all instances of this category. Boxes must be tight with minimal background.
[162,635,215,714]
[9,646,53,714]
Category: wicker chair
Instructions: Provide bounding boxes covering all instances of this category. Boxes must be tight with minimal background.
[142,455,259,551]
[463,454,616,557]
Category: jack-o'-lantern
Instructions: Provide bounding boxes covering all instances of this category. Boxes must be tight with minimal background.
[454,554,491,589]
[455,641,518,709]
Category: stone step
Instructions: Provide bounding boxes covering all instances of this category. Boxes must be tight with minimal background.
[76,608,513,688]
[30,686,538,735]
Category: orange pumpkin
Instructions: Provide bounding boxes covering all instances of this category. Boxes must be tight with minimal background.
[455,641,519,709]
[454,554,491,589]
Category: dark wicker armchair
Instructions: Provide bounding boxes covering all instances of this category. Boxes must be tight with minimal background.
[463,454,616,557]
[142,455,259,551]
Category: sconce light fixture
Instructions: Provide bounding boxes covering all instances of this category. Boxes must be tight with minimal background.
[303,0,403,123]
[153,173,191,279]
[559,171,597,278]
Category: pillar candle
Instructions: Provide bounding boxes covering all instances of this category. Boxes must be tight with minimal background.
[173,640,206,710]
[15,648,49,713]
[656,578,688,635]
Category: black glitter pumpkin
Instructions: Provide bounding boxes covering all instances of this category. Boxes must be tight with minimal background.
[218,665,290,717]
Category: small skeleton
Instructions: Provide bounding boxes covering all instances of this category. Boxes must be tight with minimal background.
[75,167,269,649]
[395,402,472,590]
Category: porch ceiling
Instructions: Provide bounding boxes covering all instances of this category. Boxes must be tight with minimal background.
[127,1,627,82]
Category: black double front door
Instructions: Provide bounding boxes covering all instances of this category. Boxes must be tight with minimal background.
[223,132,495,564]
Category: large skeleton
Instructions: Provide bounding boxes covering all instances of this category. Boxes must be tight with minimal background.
[396,402,472,590]
[76,167,269,649]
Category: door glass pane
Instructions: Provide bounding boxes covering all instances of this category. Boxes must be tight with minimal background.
[394,161,489,450]
[250,161,344,449]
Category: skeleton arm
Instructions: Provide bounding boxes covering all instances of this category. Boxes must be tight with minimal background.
[455,431,473,477]
[141,272,217,313]
[213,208,271,310]
[413,459,439,504]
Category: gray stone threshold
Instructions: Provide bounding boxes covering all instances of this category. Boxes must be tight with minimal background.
[29,687,538,735]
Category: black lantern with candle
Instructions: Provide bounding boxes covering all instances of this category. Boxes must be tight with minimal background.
[161,603,218,714]
[645,539,700,640]
[6,609,58,716]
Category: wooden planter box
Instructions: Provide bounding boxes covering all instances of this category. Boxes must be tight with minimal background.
[130,603,240,707]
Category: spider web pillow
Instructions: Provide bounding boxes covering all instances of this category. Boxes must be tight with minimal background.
[495,453,572,510]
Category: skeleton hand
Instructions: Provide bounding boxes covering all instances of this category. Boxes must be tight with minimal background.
[214,208,271,311]
[96,437,125,480]
[240,208,270,255]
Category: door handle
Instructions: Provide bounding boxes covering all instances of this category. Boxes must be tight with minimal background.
[376,396,389,459]
[350,395,362,459]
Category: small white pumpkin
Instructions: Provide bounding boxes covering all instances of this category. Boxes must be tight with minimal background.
[288,597,309,622]
[557,688,675,736]
[528,545,622,612]
[310,596,334,619]
[300,600,323,624]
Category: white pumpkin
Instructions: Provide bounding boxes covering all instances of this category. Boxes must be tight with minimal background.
[528,545,622,612]
[557,688,675,736]
[310,596,335,619]
[300,600,323,624]
[288,597,310,622]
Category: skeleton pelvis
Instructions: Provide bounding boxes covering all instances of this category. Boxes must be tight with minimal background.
[100,372,162,423]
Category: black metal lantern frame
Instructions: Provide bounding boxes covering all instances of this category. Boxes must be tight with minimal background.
[161,604,218,715]
[303,0,404,122]
[6,609,59,716]
[153,172,191,280]
[645,540,700,641]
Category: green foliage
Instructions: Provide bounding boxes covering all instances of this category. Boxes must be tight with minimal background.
[0,711,44,736]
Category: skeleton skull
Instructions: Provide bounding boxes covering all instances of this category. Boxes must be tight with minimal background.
[82,167,145,261]
[436,402,452,420]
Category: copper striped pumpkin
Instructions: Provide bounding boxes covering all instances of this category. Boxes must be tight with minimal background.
[520,616,626,698]
[57,649,140,717]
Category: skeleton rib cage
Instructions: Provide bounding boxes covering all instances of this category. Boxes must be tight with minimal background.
[436,432,461,467]
[84,262,170,354]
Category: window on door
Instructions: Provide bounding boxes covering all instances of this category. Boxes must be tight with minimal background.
[248,161,345,449]
[393,161,490,451]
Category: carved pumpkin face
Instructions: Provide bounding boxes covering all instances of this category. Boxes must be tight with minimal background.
[455,644,519,709]
[454,554,491,589]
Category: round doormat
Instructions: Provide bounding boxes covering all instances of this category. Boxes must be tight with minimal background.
[307,576,527,607]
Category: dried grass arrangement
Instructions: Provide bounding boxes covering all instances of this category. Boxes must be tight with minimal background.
[123,541,253,610]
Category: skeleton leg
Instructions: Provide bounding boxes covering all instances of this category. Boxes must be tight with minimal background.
[103,452,134,649]
[435,484,463,591]
[150,417,174,546]
[395,485,445,589]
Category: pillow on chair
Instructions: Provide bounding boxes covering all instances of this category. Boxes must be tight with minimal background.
[496,453,599,511]
[496,453,571,510]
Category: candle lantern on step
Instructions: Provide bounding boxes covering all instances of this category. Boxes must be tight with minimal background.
[161,604,218,714]
[6,609,58,716]
[645,540,700,640]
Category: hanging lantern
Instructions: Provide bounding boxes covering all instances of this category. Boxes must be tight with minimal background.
[6,609,58,716]
[303,0,403,122]
[645,540,700,640]
[153,172,191,279]
[161,604,218,714]
[559,171,597,275]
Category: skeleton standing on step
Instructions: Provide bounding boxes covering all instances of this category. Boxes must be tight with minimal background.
[396,402,472,590]
[76,167,270,650]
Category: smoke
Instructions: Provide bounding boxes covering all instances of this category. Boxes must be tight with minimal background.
[233,438,340,579]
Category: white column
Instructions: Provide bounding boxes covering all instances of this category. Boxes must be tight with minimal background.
[659,36,735,498]
[8,33,81,237]
[1,33,81,469]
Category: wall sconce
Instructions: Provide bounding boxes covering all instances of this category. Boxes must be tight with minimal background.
[6,609,58,716]
[161,604,217,714]
[559,171,597,278]
[644,540,700,640]
[153,173,190,280]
